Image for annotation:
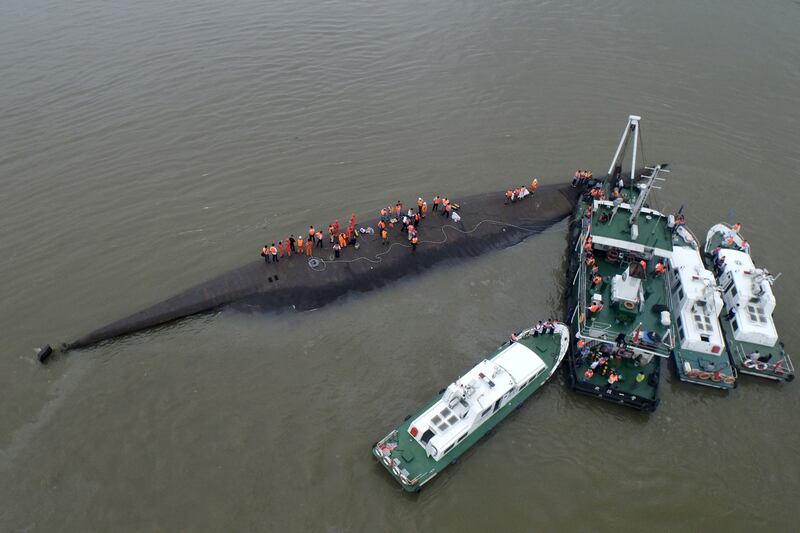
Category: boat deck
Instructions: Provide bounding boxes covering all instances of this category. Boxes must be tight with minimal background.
[673,345,736,389]
[719,317,793,381]
[590,203,674,252]
[581,252,672,348]
[374,331,564,490]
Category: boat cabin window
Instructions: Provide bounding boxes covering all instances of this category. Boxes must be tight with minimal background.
[481,407,491,418]
[747,305,767,324]
[732,318,739,331]
[457,433,468,444]
[493,398,502,413]
[443,443,455,456]
[431,407,459,432]
[731,285,738,298]
[693,311,712,333]
[420,429,435,444]
[678,288,684,300]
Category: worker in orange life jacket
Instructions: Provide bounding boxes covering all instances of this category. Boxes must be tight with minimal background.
[316,230,324,248]
[421,202,427,218]
[433,195,440,211]
[284,240,291,257]
[277,240,284,258]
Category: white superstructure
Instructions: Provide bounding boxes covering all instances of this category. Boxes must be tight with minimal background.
[716,248,778,347]
[669,245,725,355]
[407,325,567,462]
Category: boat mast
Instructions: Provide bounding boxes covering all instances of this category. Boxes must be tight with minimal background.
[607,114,641,179]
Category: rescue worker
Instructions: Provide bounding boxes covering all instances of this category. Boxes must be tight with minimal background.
[270,243,279,263]
[654,262,666,276]
[305,238,312,257]
[296,236,303,254]
[433,195,440,211]
[316,230,324,248]
[444,201,452,218]
[378,219,386,233]
[584,368,594,380]
[381,228,389,245]
[414,211,421,227]
[421,201,427,218]
[277,240,284,258]
[350,213,357,229]
[587,301,603,317]
[333,219,340,236]
[608,371,620,385]
[308,226,315,240]
[417,197,423,212]
[284,240,291,257]
[593,275,602,287]
[338,233,347,249]
[411,234,418,253]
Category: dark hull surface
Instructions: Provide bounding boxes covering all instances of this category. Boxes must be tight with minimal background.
[58,183,578,353]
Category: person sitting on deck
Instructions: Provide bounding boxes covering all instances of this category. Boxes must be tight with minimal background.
[592,275,603,288]
[584,368,594,380]
[747,350,761,363]
[758,353,773,364]
[533,321,544,336]
[635,372,646,383]
[587,302,604,318]
[608,371,621,385]
[505,189,514,204]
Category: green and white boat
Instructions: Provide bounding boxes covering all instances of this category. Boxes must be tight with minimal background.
[566,115,676,412]
[373,323,568,492]
[669,226,737,389]
[702,223,794,382]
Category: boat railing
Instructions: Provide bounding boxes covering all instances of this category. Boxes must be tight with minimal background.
[732,342,794,375]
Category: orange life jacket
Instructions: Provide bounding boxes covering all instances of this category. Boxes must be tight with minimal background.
[381,230,388,240]
[434,196,440,205]
[309,228,315,237]
[411,236,418,245]
[269,246,277,255]
[297,237,303,249]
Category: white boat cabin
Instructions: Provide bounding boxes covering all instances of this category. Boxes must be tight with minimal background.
[716,248,778,346]
[407,342,546,462]
[669,246,725,355]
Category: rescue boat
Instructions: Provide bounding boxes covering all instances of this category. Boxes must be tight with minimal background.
[669,227,737,389]
[702,223,794,382]
[372,323,568,492]
[565,115,676,411]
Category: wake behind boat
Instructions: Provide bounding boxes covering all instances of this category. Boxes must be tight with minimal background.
[703,223,794,382]
[373,323,568,491]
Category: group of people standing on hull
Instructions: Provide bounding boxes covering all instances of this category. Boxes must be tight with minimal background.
[260,194,457,264]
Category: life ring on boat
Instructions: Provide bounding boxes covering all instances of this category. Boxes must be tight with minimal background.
[623,301,636,311]
[743,359,756,369]
[374,447,383,458]
[382,456,391,466]
[756,362,769,371]
[392,465,401,476]
[687,370,700,378]
[698,371,712,380]
[723,376,736,385]
[710,373,722,382]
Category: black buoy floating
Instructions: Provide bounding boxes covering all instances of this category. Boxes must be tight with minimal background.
[37,344,53,364]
